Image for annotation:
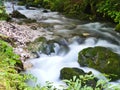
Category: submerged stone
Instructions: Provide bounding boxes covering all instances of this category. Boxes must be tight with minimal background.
[23,61,33,70]
[78,46,120,81]
[42,9,49,13]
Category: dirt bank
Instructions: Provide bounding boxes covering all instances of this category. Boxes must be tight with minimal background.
[0,21,54,62]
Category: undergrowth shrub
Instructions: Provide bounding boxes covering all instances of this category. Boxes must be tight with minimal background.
[0,0,10,20]
[0,40,34,90]
[97,0,120,23]
[31,74,120,90]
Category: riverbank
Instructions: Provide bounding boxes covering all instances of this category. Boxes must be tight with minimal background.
[18,0,120,32]
[0,21,55,62]
[0,20,55,89]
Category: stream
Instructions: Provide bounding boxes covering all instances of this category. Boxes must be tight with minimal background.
[5,2,120,89]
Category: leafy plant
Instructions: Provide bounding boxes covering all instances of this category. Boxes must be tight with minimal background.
[97,0,120,23]
[0,0,10,20]
[26,74,120,90]
[0,40,33,90]
[63,75,120,90]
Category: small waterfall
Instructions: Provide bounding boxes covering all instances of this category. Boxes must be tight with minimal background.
[25,37,120,87]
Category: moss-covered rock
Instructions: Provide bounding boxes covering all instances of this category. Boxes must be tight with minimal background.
[27,37,46,53]
[60,67,85,80]
[60,67,97,88]
[115,24,120,32]
[27,37,55,56]
[78,46,120,81]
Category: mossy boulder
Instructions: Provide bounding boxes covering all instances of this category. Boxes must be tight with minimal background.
[11,10,27,18]
[78,46,120,81]
[60,67,85,80]
[60,67,97,88]
[27,37,47,53]
[115,24,120,32]
[27,37,55,56]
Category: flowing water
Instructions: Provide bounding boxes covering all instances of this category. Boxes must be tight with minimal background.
[5,2,120,89]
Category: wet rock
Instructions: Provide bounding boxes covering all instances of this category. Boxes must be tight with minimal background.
[17,7,24,10]
[82,33,90,37]
[27,37,47,53]
[27,37,56,55]
[11,10,27,18]
[41,40,55,55]
[58,39,68,46]
[42,9,49,13]
[64,24,76,30]
[68,36,84,44]
[60,67,97,88]
[60,67,85,80]
[27,7,36,10]
[23,61,33,70]
[30,26,37,30]
[78,46,120,81]
[23,19,36,23]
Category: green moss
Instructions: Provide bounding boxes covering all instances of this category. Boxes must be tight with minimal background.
[60,67,97,88]
[115,24,120,32]
[60,67,85,80]
[20,0,120,23]
[0,5,10,21]
[17,1,26,5]
[78,46,120,81]
[0,34,15,46]
[27,37,56,55]
[27,37,47,53]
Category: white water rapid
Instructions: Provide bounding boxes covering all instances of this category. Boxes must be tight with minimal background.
[25,37,120,88]
[5,2,120,89]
